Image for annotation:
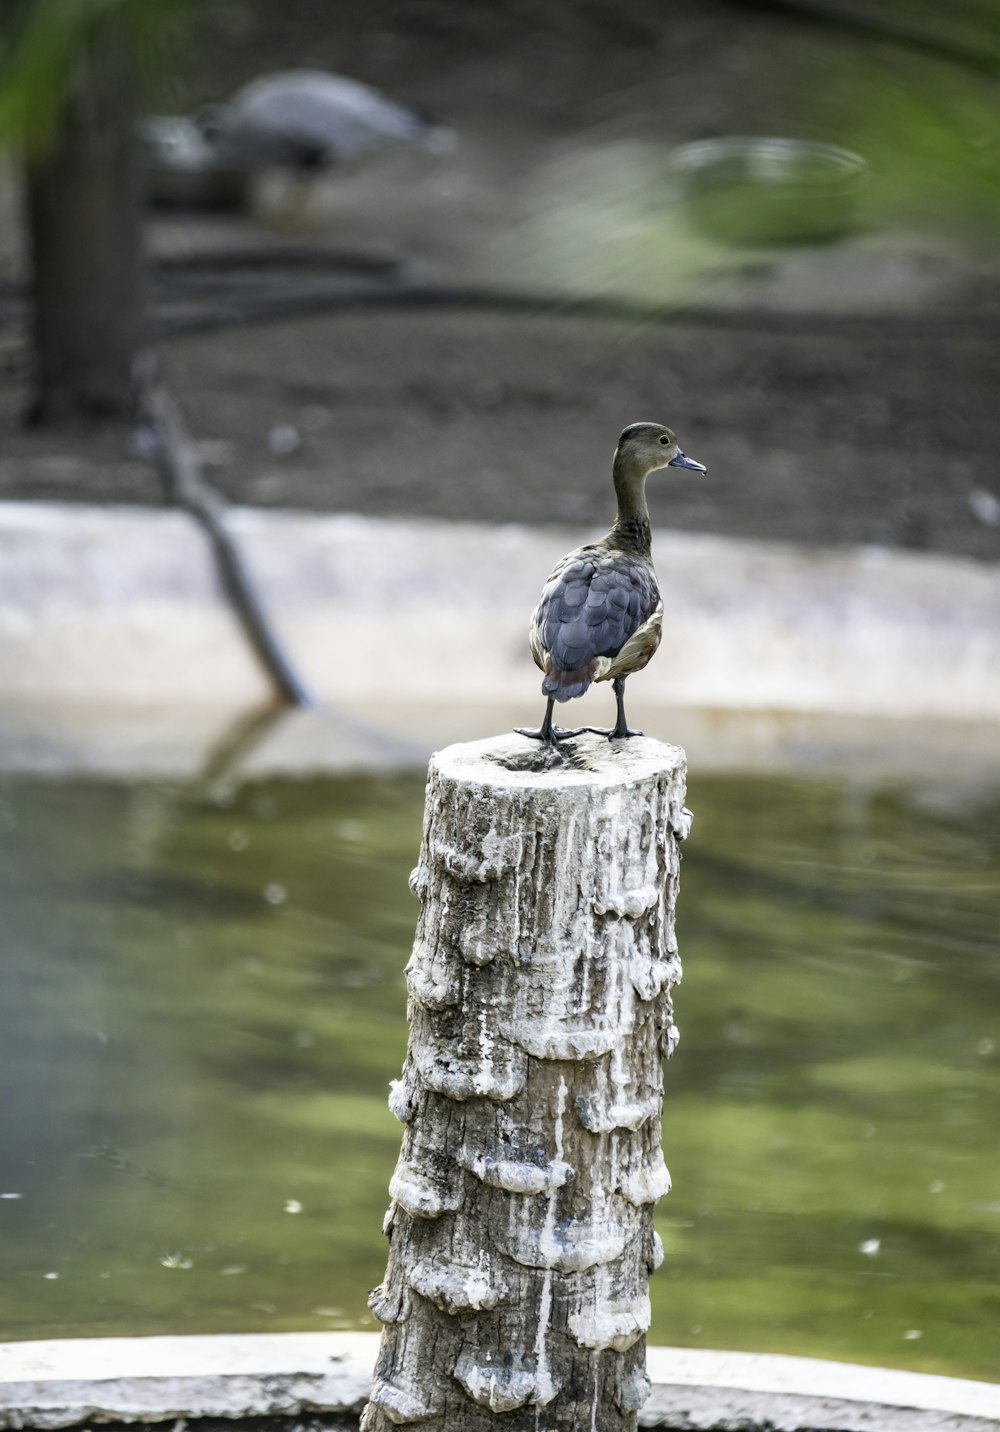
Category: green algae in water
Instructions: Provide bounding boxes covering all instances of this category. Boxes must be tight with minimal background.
[0,770,997,1381]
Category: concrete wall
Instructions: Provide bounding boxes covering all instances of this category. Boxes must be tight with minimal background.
[1,503,999,720]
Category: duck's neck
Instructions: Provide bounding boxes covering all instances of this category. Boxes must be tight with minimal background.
[610,454,652,554]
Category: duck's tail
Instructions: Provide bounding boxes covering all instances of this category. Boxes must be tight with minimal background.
[542,663,596,702]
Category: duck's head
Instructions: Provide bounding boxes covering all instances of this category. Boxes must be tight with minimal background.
[615,421,706,477]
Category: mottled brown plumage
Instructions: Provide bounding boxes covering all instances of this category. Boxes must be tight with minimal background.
[517,422,705,743]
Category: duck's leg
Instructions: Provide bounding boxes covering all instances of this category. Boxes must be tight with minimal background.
[607,677,644,739]
[515,696,590,744]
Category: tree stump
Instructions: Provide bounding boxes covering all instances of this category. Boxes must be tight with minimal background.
[362,731,691,1432]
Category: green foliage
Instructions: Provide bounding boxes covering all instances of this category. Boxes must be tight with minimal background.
[0,0,196,149]
[849,62,1000,230]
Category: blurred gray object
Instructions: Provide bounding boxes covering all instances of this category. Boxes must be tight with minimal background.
[671,137,867,246]
[142,70,454,216]
[140,116,247,210]
[205,69,454,171]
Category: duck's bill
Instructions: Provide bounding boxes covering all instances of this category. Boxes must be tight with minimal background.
[668,450,707,473]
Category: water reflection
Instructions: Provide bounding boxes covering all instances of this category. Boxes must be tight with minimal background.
[0,769,996,1380]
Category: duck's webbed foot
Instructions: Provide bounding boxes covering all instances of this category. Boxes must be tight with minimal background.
[515,724,590,744]
[515,697,591,744]
[607,721,644,740]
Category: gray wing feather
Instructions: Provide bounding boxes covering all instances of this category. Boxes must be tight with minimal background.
[534,549,659,674]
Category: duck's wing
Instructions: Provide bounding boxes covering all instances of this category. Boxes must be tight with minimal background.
[531,549,660,700]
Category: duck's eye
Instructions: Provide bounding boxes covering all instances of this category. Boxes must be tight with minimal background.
[659,435,669,445]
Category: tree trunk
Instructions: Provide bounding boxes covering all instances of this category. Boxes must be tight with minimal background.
[24,17,144,423]
[362,731,691,1431]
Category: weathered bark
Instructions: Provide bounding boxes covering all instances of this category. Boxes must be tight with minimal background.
[362,731,691,1431]
[24,17,144,423]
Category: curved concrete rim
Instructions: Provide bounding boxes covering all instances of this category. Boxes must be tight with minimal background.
[0,1332,996,1431]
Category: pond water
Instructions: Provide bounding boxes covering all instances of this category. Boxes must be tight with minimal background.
[0,764,997,1382]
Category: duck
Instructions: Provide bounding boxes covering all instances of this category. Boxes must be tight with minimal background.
[203,69,453,173]
[196,70,454,229]
[516,422,706,744]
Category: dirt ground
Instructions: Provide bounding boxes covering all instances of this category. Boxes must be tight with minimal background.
[1,0,999,562]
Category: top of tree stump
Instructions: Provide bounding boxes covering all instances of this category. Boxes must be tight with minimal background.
[432,731,686,791]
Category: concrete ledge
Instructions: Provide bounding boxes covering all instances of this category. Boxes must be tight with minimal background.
[643,1346,1000,1431]
[0,1334,997,1431]
[1,502,999,719]
[0,1333,372,1428]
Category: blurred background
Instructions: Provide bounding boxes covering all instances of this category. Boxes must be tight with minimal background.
[0,0,998,1388]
